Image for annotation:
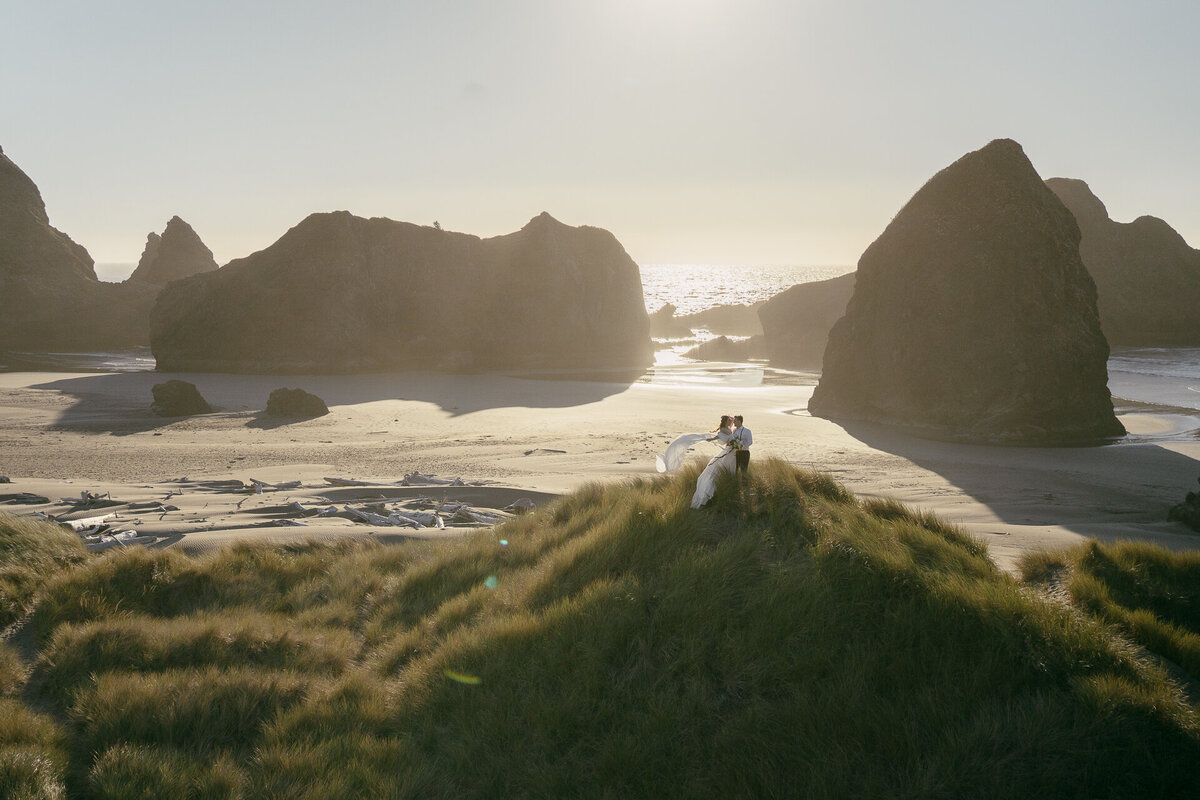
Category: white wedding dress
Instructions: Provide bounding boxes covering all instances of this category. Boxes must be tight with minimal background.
[689,427,737,508]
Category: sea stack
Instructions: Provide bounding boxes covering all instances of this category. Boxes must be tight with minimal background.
[1046,178,1200,346]
[757,272,855,369]
[151,211,653,373]
[810,139,1124,444]
[127,216,218,286]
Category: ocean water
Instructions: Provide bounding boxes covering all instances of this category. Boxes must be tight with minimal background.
[640,263,852,316]
[1109,347,1200,413]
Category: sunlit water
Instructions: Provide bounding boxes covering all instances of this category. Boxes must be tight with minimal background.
[641,263,852,316]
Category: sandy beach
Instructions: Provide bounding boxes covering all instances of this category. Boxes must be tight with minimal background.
[2,362,1198,573]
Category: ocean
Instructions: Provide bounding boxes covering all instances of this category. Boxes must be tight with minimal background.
[640,263,852,316]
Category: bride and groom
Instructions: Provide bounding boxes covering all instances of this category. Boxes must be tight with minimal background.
[689,414,752,508]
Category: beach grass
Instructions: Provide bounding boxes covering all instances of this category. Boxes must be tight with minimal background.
[1021,540,1200,684]
[0,461,1197,798]
[0,511,88,629]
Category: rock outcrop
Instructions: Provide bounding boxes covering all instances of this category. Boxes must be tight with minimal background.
[265,388,329,418]
[757,273,855,369]
[151,380,212,417]
[650,303,764,339]
[810,139,1124,444]
[0,147,209,352]
[152,211,653,373]
[682,335,763,362]
[127,216,218,286]
[0,145,142,351]
[1047,178,1200,346]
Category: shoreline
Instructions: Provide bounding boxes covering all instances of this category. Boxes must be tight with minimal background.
[1,364,1198,575]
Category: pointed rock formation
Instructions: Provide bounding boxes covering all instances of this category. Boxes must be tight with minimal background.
[810,139,1123,444]
[0,145,135,351]
[757,272,855,369]
[151,211,653,373]
[127,216,218,286]
[1047,178,1200,346]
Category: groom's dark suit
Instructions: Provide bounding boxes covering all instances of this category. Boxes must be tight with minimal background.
[734,424,752,474]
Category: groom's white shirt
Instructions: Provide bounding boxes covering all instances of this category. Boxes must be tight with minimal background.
[735,425,752,449]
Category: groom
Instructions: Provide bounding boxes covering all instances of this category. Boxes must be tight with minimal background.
[733,415,752,475]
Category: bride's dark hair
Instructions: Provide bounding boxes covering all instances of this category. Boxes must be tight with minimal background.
[711,414,733,432]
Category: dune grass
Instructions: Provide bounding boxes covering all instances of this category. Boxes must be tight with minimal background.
[1021,540,1200,684]
[0,512,87,630]
[0,461,1196,798]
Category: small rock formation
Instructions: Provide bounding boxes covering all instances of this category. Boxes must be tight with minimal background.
[1168,476,1200,532]
[151,380,212,417]
[152,212,653,373]
[1047,178,1200,346]
[650,303,765,339]
[649,304,693,338]
[810,139,1124,444]
[265,388,329,418]
[127,216,218,286]
[683,335,760,362]
[757,273,855,369]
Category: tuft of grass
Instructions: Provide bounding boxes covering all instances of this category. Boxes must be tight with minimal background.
[1027,540,1200,683]
[0,697,67,800]
[71,667,310,761]
[35,612,356,706]
[31,540,363,641]
[87,744,243,800]
[0,513,88,629]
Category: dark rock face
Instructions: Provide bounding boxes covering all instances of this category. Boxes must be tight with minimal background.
[683,335,762,362]
[151,380,212,417]
[758,273,855,369]
[1047,178,1200,346]
[265,388,329,418]
[0,146,160,351]
[152,211,653,373]
[810,139,1124,444]
[128,216,218,286]
[1168,476,1200,532]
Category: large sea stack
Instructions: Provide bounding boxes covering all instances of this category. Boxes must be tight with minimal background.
[151,211,653,373]
[1046,178,1200,346]
[127,216,219,287]
[810,139,1124,444]
[757,272,855,369]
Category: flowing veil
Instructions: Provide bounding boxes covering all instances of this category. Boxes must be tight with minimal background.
[656,433,713,473]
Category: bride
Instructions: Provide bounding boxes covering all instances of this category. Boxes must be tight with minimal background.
[690,415,738,508]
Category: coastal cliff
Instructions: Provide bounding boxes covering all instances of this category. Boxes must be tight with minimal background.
[810,139,1123,444]
[1047,177,1200,346]
[151,211,653,373]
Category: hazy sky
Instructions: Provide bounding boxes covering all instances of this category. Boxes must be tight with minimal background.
[3,1,1198,270]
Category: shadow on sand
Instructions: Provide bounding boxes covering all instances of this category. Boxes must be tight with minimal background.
[836,417,1200,550]
[30,368,644,436]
